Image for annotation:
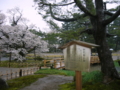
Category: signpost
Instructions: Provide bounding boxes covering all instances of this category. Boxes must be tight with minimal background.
[59,40,99,90]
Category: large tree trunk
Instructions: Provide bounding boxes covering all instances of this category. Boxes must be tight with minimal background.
[88,0,120,83]
[91,18,119,83]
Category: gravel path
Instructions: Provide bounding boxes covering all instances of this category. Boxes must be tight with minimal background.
[20,75,73,90]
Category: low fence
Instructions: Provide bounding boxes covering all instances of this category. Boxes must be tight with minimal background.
[43,58,64,69]
[90,56,100,64]
[42,56,100,69]
[0,62,41,68]
[0,67,39,80]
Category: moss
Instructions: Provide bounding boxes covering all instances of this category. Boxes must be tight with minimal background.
[59,80,120,90]
[3,74,46,90]
[83,80,120,90]
[59,82,75,90]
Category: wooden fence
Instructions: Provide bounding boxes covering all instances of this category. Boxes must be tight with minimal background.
[43,58,64,69]
[42,56,100,69]
[0,67,39,80]
[90,56,100,64]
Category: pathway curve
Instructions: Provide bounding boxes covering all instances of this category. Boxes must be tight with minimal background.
[20,75,73,90]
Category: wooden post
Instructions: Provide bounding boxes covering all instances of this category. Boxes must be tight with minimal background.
[15,72,17,78]
[54,60,56,68]
[39,66,41,70]
[60,60,62,67]
[76,71,82,90]
[44,60,46,67]
[11,69,12,79]
[19,69,22,77]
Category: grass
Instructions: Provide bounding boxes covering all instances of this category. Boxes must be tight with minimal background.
[59,70,120,90]
[2,74,46,90]
[114,61,120,67]
[35,69,75,76]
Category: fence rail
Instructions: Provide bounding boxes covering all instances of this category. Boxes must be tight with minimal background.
[90,56,100,64]
[42,56,100,69]
[43,58,64,68]
[0,67,39,80]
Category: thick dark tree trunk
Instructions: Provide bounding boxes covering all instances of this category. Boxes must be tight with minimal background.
[91,17,120,82]
[87,0,120,83]
[94,34,119,83]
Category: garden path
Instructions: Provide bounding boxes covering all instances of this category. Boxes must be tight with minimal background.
[20,75,73,90]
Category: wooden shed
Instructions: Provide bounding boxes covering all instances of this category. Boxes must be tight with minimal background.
[59,40,99,72]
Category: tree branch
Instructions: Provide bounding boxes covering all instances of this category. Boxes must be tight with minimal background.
[49,5,87,22]
[74,0,95,17]
[104,11,113,16]
[80,28,94,35]
[103,9,120,25]
[16,13,22,24]
[39,1,75,7]
[80,28,115,37]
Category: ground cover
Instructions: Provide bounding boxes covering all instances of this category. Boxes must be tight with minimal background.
[35,69,75,76]
[2,74,46,90]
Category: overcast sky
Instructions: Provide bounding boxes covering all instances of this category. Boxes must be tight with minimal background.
[0,0,51,32]
[0,0,119,32]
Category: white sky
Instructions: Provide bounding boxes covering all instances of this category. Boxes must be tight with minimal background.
[0,0,52,32]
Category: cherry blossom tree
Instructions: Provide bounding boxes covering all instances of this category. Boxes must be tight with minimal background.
[0,12,49,61]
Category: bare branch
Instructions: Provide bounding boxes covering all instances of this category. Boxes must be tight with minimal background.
[74,0,95,17]
[15,10,22,24]
[103,9,120,25]
[49,5,87,22]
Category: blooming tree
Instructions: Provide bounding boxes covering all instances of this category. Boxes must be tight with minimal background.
[0,12,49,61]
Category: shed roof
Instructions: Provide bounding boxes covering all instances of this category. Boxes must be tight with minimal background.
[59,40,99,49]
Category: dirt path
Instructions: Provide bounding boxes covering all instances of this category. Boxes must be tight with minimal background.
[20,75,73,90]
